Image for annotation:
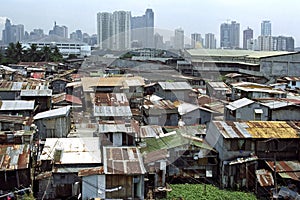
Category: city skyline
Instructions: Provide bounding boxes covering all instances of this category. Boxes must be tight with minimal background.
[0,0,299,46]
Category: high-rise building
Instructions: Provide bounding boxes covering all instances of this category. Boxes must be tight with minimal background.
[2,19,25,44]
[154,33,164,49]
[49,22,68,38]
[70,30,83,41]
[274,36,294,52]
[191,33,203,49]
[131,9,154,48]
[243,27,253,49]
[258,35,273,51]
[261,20,271,36]
[220,21,240,49]
[205,33,216,49]
[174,28,184,49]
[97,11,131,50]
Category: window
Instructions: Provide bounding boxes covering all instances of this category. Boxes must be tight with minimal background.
[292,81,296,86]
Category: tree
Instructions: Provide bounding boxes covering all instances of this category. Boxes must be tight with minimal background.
[15,42,23,62]
[25,44,40,62]
[41,46,51,61]
[51,46,63,62]
[5,43,17,64]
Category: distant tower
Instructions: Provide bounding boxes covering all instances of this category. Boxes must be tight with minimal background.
[220,21,240,49]
[174,28,184,49]
[97,11,131,50]
[261,20,271,36]
[191,33,203,49]
[205,33,216,49]
[243,27,253,49]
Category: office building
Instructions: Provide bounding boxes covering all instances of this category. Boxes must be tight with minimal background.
[131,9,154,48]
[274,36,294,52]
[258,35,273,51]
[2,19,25,44]
[154,33,164,49]
[243,27,253,49]
[174,28,184,49]
[97,11,131,50]
[191,33,203,49]
[261,20,271,36]
[205,33,216,49]
[220,21,240,49]
[49,22,68,38]
[70,30,83,41]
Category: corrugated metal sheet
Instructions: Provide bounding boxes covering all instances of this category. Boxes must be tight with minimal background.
[256,169,274,187]
[20,89,52,96]
[103,147,146,175]
[39,137,102,164]
[33,106,71,120]
[283,77,300,81]
[260,101,295,109]
[52,93,82,105]
[0,144,30,170]
[94,93,129,106]
[214,121,300,139]
[226,98,254,111]
[78,167,104,177]
[158,82,192,90]
[139,125,164,138]
[177,102,199,115]
[94,106,132,117]
[266,160,300,181]
[0,100,35,111]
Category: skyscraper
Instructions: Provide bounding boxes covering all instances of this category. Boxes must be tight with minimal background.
[205,33,216,49]
[154,33,164,49]
[131,9,154,48]
[243,27,253,49]
[261,20,271,36]
[174,28,184,49]
[49,22,68,38]
[220,21,240,49]
[97,11,131,50]
[274,36,294,52]
[2,19,25,44]
[191,33,203,49]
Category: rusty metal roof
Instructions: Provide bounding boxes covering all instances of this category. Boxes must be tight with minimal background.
[214,121,300,139]
[52,93,82,105]
[143,99,177,110]
[39,137,102,165]
[103,146,146,175]
[266,160,300,181]
[92,76,145,87]
[256,169,274,187]
[94,93,129,106]
[0,144,30,170]
[78,167,104,177]
[139,125,164,138]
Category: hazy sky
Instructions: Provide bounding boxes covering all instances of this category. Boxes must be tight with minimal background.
[0,0,299,46]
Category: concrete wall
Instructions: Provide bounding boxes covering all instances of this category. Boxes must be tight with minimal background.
[260,53,300,77]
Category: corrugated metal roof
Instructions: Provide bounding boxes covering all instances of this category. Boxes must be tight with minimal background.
[260,100,296,109]
[214,121,300,139]
[139,125,164,138]
[256,169,274,187]
[94,93,129,106]
[33,106,71,120]
[158,82,192,90]
[144,99,177,110]
[177,101,199,115]
[39,137,102,164]
[143,149,169,164]
[266,160,300,181]
[0,144,30,170]
[207,82,230,90]
[103,147,146,175]
[78,167,104,177]
[52,93,82,105]
[94,105,132,117]
[283,77,300,81]
[0,100,35,111]
[20,89,52,96]
[93,76,145,87]
[226,98,254,111]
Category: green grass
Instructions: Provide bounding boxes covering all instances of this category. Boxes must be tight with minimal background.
[166,184,257,200]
